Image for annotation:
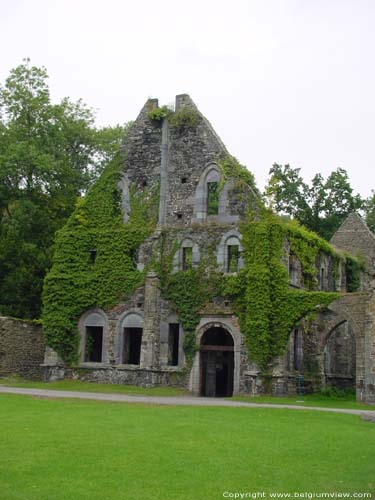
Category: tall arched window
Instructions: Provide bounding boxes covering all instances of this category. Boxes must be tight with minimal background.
[173,239,200,272]
[120,313,144,365]
[194,164,226,221]
[80,311,107,363]
[217,231,243,273]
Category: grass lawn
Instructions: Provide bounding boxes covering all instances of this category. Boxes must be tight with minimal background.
[1,377,375,410]
[231,393,375,410]
[0,377,188,397]
[0,395,374,500]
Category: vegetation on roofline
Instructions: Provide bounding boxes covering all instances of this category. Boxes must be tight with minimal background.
[147,105,200,129]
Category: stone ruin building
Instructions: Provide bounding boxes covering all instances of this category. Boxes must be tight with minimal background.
[1,94,375,404]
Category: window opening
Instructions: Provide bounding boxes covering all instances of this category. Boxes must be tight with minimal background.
[293,329,303,371]
[320,268,325,289]
[182,247,193,270]
[168,323,180,366]
[130,248,138,266]
[207,182,219,215]
[227,245,239,272]
[89,249,97,264]
[123,327,142,365]
[85,326,103,362]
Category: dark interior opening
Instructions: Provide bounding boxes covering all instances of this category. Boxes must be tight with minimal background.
[123,327,142,365]
[207,181,219,215]
[85,326,103,362]
[181,177,187,184]
[293,328,303,371]
[168,323,180,366]
[200,327,234,397]
[201,327,234,346]
[130,248,138,266]
[89,249,97,264]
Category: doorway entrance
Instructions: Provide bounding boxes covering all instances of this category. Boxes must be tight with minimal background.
[200,327,234,397]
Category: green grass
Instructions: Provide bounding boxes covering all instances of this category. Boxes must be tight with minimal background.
[1,377,374,410]
[0,377,188,397]
[0,395,374,500]
[231,393,375,411]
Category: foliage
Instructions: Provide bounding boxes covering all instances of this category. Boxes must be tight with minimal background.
[218,155,259,194]
[0,60,127,319]
[42,154,159,363]
[222,211,340,373]
[147,104,200,129]
[364,190,375,233]
[162,266,220,365]
[345,255,362,292]
[169,107,200,129]
[147,105,170,122]
[264,164,364,240]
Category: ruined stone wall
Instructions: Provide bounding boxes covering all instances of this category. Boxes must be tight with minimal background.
[120,99,162,191]
[330,213,375,292]
[0,316,44,379]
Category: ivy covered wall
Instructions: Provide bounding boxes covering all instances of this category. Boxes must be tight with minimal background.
[43,155,159,363]
[42,95,364,379]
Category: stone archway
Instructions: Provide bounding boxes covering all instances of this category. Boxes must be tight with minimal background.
[199,326,234,397]
[323,320,356,390]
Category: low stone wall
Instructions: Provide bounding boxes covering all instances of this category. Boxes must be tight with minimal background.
[44,363,189,388]
[0,316,45,379]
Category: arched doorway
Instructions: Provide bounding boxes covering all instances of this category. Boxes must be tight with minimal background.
[323,321,356,390]
[200,326,234,397]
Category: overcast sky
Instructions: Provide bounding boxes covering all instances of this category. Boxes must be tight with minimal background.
[1,0,374,197]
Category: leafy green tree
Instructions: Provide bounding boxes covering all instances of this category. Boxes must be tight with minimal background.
[364,190,375,233]
[264,164,363,240]
[0,60,127,319]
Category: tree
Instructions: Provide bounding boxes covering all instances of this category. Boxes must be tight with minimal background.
[264,164,363,240]
[364,190,375,233]
[0,60,127,319]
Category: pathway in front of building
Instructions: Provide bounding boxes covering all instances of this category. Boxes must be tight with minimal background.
[1,386,375,418]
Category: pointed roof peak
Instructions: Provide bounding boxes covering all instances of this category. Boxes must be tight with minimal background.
[331,212,374,239]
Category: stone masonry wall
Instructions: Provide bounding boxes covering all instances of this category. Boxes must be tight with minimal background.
[0,316,45,379]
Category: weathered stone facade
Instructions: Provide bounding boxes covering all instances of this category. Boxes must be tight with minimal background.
[16,94,375,404]
[0,316,44,379]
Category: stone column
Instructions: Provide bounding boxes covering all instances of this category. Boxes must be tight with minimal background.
[364,295,375,404]
[158,119,169,227]
[140,272,161,369]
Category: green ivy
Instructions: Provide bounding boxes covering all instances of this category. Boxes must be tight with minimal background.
[285,218,342,288]
[147,105,171,122]
[169,107,200,129]
[42,154,159,363]
[221,211,340,373]
[345,255,362,292]
[147,106,200,129]
[217,155,259,195]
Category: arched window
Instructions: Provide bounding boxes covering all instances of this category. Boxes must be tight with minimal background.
[225,236,241,273]
[217,231,243,273]
[205,169,220,216]
[194,164,228,222]
[120,313,144,365]
[80,311,107,363]
[173,239,200,272]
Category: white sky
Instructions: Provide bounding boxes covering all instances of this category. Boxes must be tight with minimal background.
[1,0,374,197]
